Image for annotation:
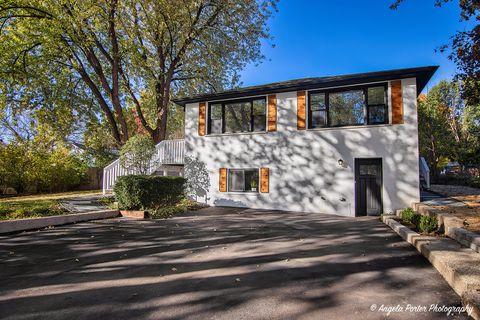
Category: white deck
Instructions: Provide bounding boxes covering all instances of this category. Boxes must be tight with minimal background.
[102,139,184,193]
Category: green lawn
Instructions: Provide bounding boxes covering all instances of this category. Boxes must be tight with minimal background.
[0,190,204,221]
[0,199,69,220]
[0,190,102,220]
[0,190,102,203]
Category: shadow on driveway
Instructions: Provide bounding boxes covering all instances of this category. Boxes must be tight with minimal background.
[0,207,467,319]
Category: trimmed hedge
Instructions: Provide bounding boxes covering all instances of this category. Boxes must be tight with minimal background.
[113,175,186,210]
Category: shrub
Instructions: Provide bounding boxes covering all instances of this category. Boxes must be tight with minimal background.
[412,213,421,227]
[401,208,422,226]
[113,175,185,210]
[419,215,438,233]
[401,208,415,223]
[119,135,156,175]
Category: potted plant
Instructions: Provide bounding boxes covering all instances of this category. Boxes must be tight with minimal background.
[250,180,257,192]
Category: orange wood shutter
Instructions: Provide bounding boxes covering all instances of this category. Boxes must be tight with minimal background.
[267,94,277,131]
[219,168,227,192]
[260,167,269,193]
[297,91,306,130]
[198,102,206,136]
[391,81,403,124]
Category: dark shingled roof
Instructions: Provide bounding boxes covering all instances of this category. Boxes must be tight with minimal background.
[172,66,438,107]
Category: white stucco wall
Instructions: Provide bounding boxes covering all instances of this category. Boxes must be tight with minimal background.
[184,78,420,216]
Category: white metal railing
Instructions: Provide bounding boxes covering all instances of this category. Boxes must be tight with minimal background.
[419,156,430,189]
[102,139,184,193]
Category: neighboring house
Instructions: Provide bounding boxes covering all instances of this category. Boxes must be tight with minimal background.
[172,66,438,216]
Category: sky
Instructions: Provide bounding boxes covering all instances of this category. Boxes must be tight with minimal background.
[239,0,472,93]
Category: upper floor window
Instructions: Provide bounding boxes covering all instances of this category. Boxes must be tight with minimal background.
[208,97,266,134]
[308,84,387,129]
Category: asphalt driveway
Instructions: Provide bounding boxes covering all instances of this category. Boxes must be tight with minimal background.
[0,207,468,319]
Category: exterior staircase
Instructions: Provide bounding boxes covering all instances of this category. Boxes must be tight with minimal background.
[419,156,430,190]
[102,139,185,194]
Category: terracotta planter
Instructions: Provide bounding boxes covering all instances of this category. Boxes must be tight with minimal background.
[120,210,148,219]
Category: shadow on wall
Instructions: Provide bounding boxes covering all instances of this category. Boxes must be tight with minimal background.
[184,84,419,215]
[184,156,211,204]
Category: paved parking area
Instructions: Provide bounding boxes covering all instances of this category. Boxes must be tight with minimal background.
[0,207,468,319]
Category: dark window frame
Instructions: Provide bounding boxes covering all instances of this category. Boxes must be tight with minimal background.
[227,168,260,193]
[307,83,388,129]
[207,97,267,135]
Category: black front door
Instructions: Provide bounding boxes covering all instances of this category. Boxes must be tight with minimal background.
[355,158,383,216]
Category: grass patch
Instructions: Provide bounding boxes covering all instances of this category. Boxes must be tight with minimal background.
[148,198,205,219]
[0,190,102,203]
[0,200,69,220]
[99,196,117,210]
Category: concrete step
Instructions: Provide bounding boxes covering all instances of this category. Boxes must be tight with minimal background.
[382,216,480,319]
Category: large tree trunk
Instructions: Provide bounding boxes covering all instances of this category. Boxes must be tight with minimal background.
[152,113,168,143]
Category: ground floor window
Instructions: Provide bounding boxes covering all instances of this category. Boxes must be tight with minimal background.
[228,169,259,192]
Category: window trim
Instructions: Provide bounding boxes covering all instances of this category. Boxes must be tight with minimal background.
[227,168,260,193]
[207,97,267,135]
[307,83,388,129]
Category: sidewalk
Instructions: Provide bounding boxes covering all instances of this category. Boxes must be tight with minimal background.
[59,195,109,213]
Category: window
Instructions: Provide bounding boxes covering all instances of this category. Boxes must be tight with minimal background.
[228,169,259,192]
[367,86,387,124]
[208,97,266,134]
[309,93,327,128]
[329,90,365,127]
[359,164,379,176]
[253,99,266,131]
[225,101,251,133]
[307,84,388,128]
[209,103,223,134]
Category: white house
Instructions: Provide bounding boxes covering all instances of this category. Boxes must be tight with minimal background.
[172,66,437,217]
[103,66,437,217]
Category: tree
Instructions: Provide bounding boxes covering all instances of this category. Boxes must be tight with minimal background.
[0,52,101,144]
[0,139,87,193]
[0,142,31,193]
[418,93,452,181]
[0,0,277,145]
[81,115,119,167]
[418,80,480,181]
[460,104,480,164]
[119,134,155,175]
[391,0,480,104]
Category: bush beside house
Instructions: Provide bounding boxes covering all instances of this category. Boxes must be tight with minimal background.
[113,175,186,211]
